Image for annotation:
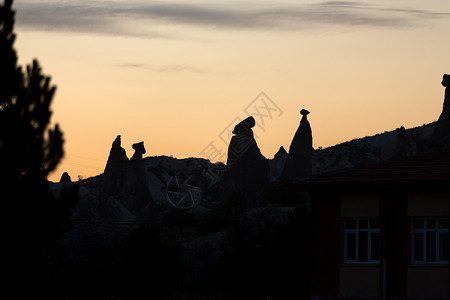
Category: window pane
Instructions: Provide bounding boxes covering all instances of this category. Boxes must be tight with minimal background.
[371,232,380,261]
[345,220,357,229]
[413,219,424,229]
[426,232,436,262]
[370,219,380,229]
[440,233,449,261]
[347,233,356,260]
[438,219,449,229]
[359,231,368,261]
[414,233,424,261]
[426,219,436,229]
[359,220,368,229]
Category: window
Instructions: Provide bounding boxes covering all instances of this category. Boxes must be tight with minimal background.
[412,218,449,264]
[344,218,380,263]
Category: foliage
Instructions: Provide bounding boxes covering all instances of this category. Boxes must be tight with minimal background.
[119,225,186,298]
[163,207,197,227]
[210,205,311,300]
[198,188,247,233]
[47,224,186,300]
[0,0,20,106]
[264,182,308,206]
[1,2,313,298]
[0,0,77,296]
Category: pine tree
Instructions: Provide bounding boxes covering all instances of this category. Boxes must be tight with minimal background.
[0,0,21,106]
[0,0,76,296]
[0,0,63,181]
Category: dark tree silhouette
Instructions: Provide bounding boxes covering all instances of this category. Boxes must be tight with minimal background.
[210,203,311,300]
[52,224,186,300]
[0,0,76,296]
[0,0,20,106]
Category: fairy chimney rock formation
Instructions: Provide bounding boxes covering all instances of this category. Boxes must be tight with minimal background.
[104,135,128,174]
[100,137,158,222]
[431,74,450,150]
[123,141,158,221]
[227,116,257,166]
[441,74,450,113]
[281,108,313,183]
[226,116,269,208]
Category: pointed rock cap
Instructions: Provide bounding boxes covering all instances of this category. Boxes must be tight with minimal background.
[232,116,255,134]
[59,172,72,183]
[442,74,450,87]
[132,141,146,155]
[273,146,288,159]
[300,109,310,116]
[104,134,129,174]
[113,135,122,146]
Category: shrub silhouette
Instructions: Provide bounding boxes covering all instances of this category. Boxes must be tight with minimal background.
[57,225,186,300]
[210,205,311,299]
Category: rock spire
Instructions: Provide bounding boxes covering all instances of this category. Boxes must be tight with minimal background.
[281,109,313,183]
[226,116,269,208]
[431,74,450,150]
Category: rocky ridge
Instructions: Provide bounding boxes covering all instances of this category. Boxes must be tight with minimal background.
[53,74,450,221]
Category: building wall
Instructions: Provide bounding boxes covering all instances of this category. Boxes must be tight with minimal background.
[340,190,381,297]
[406,188,449,299]
[408,188,449,217]
[339,265,380,297]
[311,190,341,297]
[383,188,408,298]
[311,186,449,300]
[340,191,379,218]
[407,266,449,299]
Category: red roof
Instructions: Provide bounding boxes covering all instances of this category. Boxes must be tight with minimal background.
[295,151,450,188]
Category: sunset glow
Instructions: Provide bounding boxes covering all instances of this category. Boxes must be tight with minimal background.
[12,0,450,182]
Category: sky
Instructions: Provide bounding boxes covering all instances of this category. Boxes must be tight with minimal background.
[11,0,450,182]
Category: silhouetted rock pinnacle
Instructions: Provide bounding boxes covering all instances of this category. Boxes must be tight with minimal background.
[100,137,158,222]
[123,141,158,221]
[442,74,450,113]
[102,135,128,202]
[226,116,269,208]
[59,172,72,184]
[281,109,313,183]
[104,135,128,174]
[431,74,450,150]
[227,116,257,166]
[273,146,288,160]
[100,135,129,220]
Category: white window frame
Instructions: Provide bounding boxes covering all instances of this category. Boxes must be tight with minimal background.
[411,218,449,264]
[344,218,380,264]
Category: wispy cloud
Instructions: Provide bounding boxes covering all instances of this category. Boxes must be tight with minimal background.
[14,1,450,37]
[118,63,206,74]
[14,1,172,38]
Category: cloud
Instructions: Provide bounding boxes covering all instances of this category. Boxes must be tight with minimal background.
[14,1,172,38]
[118,63,206,74]
[14,1,450,37]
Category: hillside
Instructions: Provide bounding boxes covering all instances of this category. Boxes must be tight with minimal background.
[46,81,449,298]
[50,120,440,224]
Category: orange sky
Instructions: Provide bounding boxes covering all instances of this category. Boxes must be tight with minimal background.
[11,0,450,182]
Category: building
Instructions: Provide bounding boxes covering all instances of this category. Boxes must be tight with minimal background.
[298,151,450,300]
